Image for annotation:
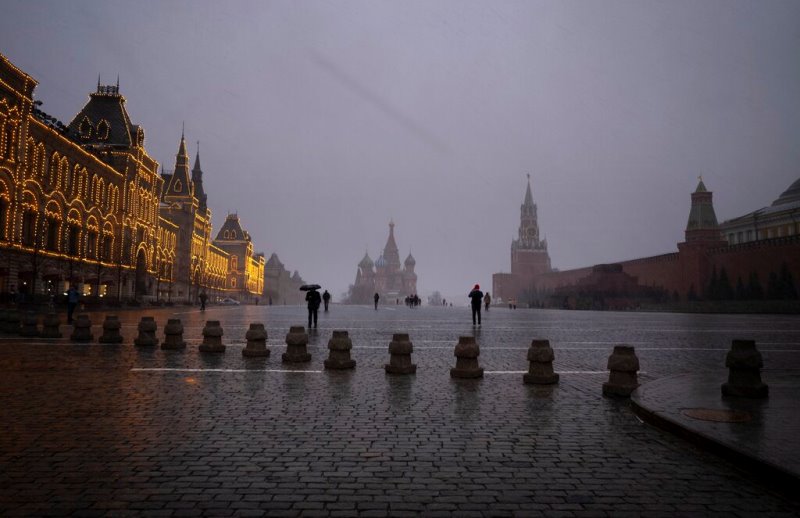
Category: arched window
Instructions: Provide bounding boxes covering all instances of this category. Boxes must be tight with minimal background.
[79,117,93,139]
[37,143,46,178]
[128,182,136,213]
[86,231,98,259]
[96,120,110,140]
[0,197,8,241]
[27,138,37,176]
[3,120,16,161]
[22,211,37,247]
[46,218,60,251]
[67,225,81,256]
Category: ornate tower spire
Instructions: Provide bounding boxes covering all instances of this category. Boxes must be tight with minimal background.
[515,175,543,250]
[192,140,207,210]
[165,131,193,198]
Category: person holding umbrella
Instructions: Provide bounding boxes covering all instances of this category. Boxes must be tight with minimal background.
[469,284,484,326]
[301,284,322,329]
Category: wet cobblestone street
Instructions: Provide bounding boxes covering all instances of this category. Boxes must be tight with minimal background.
[1,304,799,516]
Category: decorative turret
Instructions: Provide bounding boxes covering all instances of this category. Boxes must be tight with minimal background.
[192,141,207,211]
[66,77,145,149]
[404,252,416,270]
[359,251,374,272]
[215,213,248,242]
[684,178,724,243]
[164,130,193,199]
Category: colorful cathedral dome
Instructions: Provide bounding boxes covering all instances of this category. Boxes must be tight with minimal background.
[375,254,387,268]
[404,253,416,267]
[359,252,374,269]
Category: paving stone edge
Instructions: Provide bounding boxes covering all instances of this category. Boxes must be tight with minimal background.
[630,380,800,499]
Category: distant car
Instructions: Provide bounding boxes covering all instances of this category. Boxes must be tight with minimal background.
[218,297,240,306]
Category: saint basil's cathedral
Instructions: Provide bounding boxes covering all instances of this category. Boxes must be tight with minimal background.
[346,221,417,304]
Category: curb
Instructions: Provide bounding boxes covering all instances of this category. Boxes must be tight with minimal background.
[630,394,800,498]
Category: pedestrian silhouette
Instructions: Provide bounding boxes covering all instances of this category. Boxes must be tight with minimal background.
[484,292,491,311]
[66,285,79,324]
[199,290,208,311]
[306,288,321,328]
[322,290,331,312]
[374,292,380,310]
[469,284,483,326]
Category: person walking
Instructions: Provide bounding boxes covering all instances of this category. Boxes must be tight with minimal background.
[322,290,331,312]
[199,290,208,311]
[374,292,380,310]
[66,285,79,324]
[484,292,491,311]
[306,288,321,329]
[469,284,484,326]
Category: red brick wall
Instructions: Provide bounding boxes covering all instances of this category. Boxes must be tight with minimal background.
[529,236,800,300]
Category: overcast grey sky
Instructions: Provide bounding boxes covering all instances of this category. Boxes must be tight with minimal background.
[2,0,799,300]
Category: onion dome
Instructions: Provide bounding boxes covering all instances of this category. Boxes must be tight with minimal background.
[359,252,374,269]
[404,253,416,267]
[375,254,387,268]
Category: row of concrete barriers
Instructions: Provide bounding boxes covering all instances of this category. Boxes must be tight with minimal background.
[1,311,769,398]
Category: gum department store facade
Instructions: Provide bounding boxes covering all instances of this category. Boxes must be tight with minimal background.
[0,52,264,304]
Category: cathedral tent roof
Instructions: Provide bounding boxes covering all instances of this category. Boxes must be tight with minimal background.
[383,221,399,255]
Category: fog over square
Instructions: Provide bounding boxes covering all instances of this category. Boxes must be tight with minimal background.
[2,0,798,300]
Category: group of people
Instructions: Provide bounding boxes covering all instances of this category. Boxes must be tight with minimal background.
[62,280,497,331]
[404,294,421,307]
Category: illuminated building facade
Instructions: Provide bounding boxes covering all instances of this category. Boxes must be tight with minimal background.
[0,52,264,303]
[212,213,265,302]
[0,52,174,301]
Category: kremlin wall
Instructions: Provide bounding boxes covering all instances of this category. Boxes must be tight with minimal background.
[494,177,800,309]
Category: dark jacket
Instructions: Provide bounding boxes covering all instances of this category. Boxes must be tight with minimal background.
[306,290,322,310]
[469,289,483,307]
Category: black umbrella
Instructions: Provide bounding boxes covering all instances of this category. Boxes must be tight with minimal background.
[299,284,321,291]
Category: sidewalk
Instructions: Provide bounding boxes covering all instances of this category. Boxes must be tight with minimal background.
[631,370,800,490]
